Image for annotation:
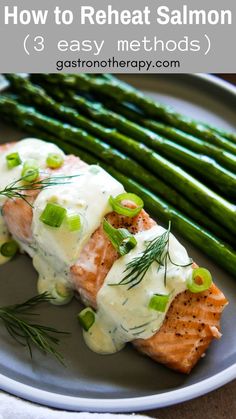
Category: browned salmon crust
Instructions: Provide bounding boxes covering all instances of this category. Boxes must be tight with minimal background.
[0,143,228,373]
[133,284,227,373]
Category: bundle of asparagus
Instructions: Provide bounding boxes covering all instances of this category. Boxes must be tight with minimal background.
[1,73,236,277]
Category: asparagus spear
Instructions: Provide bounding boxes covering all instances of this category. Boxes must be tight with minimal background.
[0,95,235,235]
[101,74,236,144]
[201,125,236,143]
[8,113,235,247]
[30,74,236,171]
[30,77,236,174]
[92,98,236,174]
[107,169,236,277]
[51,84,236,174]
[140,121,236,173]
[5,114,236,277]
[7,75,236,200]
[37,73,236,155]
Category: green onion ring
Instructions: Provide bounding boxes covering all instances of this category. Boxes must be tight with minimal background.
[21,159,39,183]
[103,218,137,256]
[6,152,22,169]
[78,308,95,332]
[66,213,81,232]
[0,240,19,258]
[148,294,170,312]
[187,267,213,293]
[109,193,144,217]
[46,153,64,169]
[40,202,67,228]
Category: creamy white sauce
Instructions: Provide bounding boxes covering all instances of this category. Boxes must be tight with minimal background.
[83,225,193,354]
[31,165,124,298]
[0,138,65,204]
[32,165,124,269]
[34,252,73,305]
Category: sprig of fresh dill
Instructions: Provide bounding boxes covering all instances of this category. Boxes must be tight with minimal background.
[0,293,68,363]
[117,222,171,289]
[114,222,192,289]
[0,174,80,207]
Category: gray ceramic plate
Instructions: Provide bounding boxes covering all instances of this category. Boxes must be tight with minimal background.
[0,74,235,412]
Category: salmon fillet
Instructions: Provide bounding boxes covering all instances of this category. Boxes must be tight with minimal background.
[133,284,227,373]
[1,143,87,243]
[0,143,228,373]
[71,211,227,373]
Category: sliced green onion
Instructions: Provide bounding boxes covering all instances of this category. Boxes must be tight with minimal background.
[21,159,39,183]
[78,308,95,332]
[66,213,81,232]
[0,240,19,258]
[51,282,74,305]
[103,218,137,256]
[187,267,212,293]
[148,294,170,312]
[109,193,144,218]
[46,153,64,169]
[6,152,22,169]
[40,202,67,227]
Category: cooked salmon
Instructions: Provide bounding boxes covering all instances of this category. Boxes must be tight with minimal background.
[2,145,87,244]
[0,143,228,373]
[71,210,227,373]
[133,283,227,373]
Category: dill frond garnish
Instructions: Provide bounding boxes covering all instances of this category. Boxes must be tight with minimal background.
[113,222,192,290]
[0,174,80,207]
[0,293,69,363]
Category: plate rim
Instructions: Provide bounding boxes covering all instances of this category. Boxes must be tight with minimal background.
[0,364,235,412]
[196,73,236,96]
[0,73,236,412]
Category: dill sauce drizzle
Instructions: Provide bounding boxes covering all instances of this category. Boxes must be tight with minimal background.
[83,225,193,354]
[32,164,124,301]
